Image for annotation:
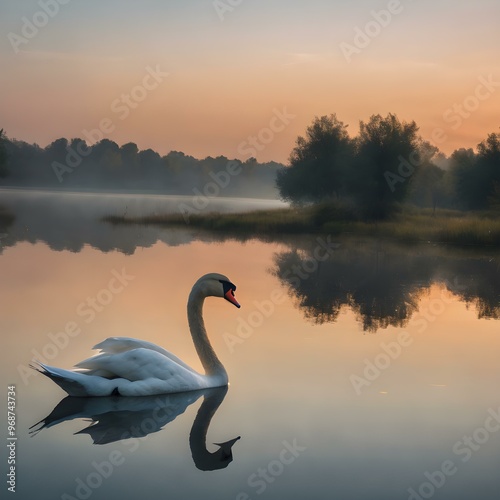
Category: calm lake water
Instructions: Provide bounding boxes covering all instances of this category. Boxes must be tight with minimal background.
[1,190,500,500]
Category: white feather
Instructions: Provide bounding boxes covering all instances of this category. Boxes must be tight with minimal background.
[32,273,240,397]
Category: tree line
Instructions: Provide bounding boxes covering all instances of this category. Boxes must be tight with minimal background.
[276,114,500,218]
[0,132,280,199]
[1,116,499,215]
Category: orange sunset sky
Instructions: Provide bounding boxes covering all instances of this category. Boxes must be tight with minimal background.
[1,0,499,163]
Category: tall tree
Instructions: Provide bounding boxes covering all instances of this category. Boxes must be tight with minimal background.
[276,114,354,203]
[354,113,420,219]
[449,133,500,210]
[477,133,500,210]
[0,129,9,178]
[408,142,447,211]
[449,148,477,209]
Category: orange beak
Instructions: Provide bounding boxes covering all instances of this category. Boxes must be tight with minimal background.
[225,289,241,308]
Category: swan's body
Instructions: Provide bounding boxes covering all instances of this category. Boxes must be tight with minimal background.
[32,273,240,397]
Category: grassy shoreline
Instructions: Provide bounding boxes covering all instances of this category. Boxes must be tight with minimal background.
[103,204,500,247]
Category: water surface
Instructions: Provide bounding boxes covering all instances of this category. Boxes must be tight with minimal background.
[1,190,499,500]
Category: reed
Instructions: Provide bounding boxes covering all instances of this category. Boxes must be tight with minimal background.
[103,205,500,247]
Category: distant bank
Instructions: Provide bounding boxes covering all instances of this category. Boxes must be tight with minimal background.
[104,204,500,248]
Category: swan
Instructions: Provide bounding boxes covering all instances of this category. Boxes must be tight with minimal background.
[31,273,241,397]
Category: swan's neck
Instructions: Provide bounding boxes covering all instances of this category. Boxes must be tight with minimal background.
[187,288,227,381]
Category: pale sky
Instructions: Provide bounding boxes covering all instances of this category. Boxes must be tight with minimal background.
[1,0,499,163]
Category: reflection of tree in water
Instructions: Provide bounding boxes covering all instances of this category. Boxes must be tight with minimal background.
[0,205,14,231]
[2,191,498,324]
[0,206,14,252]
[438,258,500,320]
[273,239,499,331]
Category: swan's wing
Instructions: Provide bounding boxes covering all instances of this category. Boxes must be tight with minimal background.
[92,337,195,372]
[75,348,201,384]
[92,337,163,354]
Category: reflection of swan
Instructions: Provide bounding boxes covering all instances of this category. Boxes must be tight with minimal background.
[32,274,241,396]
[30,387,240,471]
[189,386,241,470]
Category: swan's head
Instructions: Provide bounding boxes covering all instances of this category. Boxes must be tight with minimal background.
[194,273,241,308]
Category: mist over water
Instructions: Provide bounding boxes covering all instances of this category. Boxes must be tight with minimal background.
[0,188,286,253]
